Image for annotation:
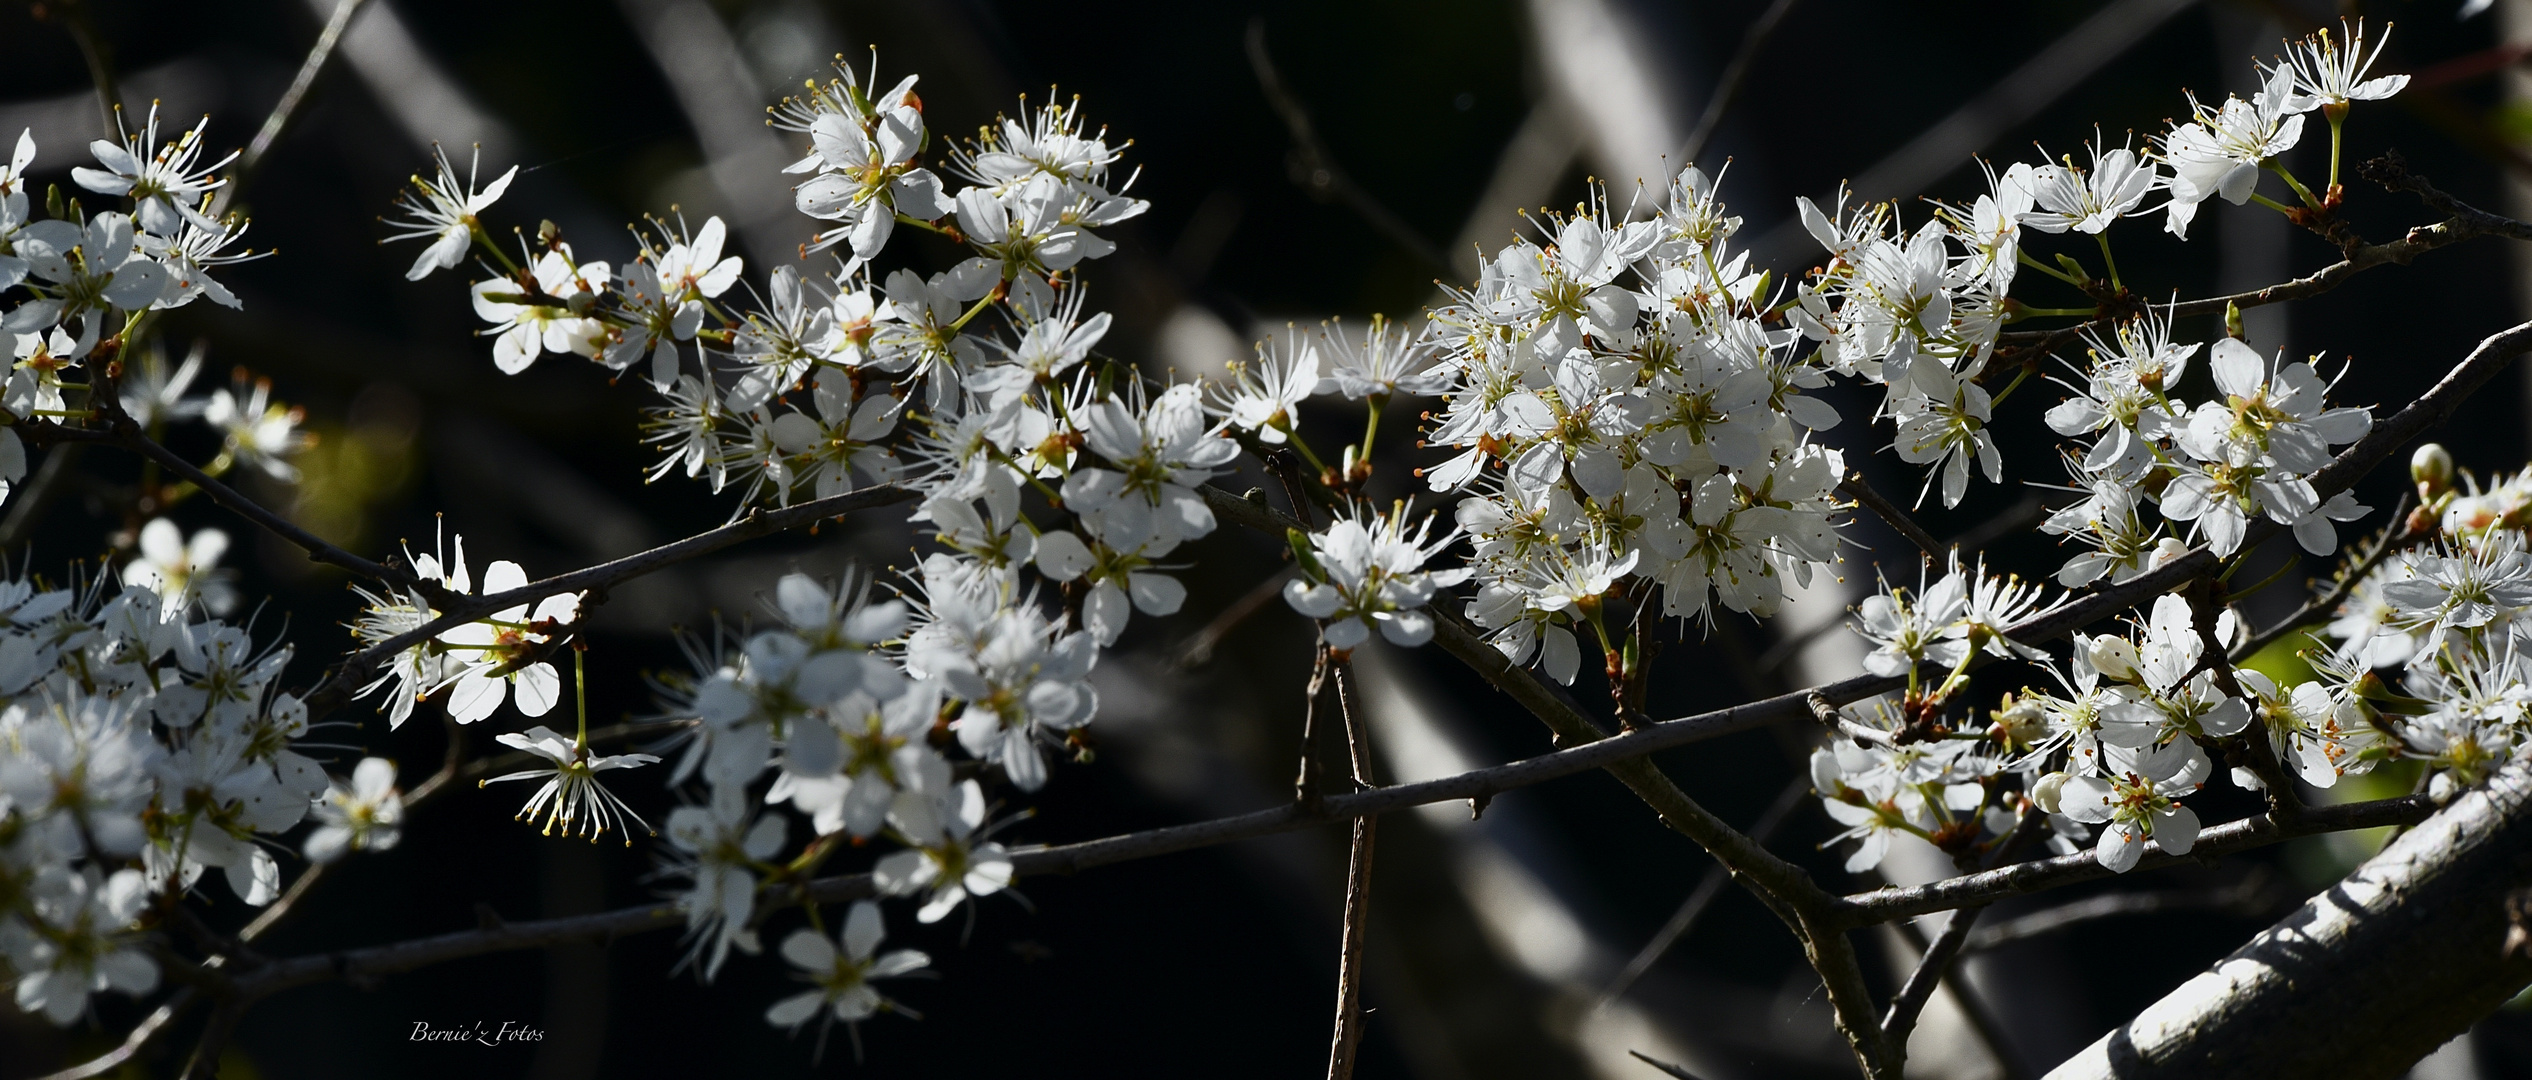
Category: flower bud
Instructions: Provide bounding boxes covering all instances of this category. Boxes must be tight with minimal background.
[2087,635,2141,682]
[2032,771,2069,815]
[1993,694,2045,745]
[2412,443,2454,501]
[2145,537,2190,572]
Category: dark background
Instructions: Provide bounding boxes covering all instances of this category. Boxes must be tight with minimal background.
[1,0,2528,1077]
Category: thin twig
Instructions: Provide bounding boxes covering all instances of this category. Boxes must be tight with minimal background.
[1595,773,1810,1009]
[26,410,921,718]
[299,483,919,718]
[1884,808,2043,1076]
[1324,658,1377,1080]
[1628,1049,1710,1080]
[1945,496,2047,556]
[1963,878,2279,953]
[1843,0,2201,207]
[49,0,125,139]
[0,444,83,550]
[236,861,326,945]
[401,713,472,809]
[1676,0,1802,166]
[179,999,245,1080]
[77,424,421,588]
[1245,18,1452,276]
[1881,904,1987,1047]
[1832,794,2433,926]
[218,0,371,211]
[1839,473,1944,558]
[1990,156,2532,362]
[35,989,196,1080]
[1175,565,1296,668]
[1754,617,1845,676]
[2230,492,2417,663]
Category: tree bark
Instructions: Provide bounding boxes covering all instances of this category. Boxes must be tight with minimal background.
[2044,760,2532,1079]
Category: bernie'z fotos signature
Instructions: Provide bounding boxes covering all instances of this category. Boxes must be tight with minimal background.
[409,1021,545,1046]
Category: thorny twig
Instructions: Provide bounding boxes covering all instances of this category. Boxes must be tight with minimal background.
[1323,658,1377,1080]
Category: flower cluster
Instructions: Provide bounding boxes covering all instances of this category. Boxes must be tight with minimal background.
[1417,171,1845,684]
[1284,501,1470,649]
[2016,597,2257,872]
[2042,317,2370,581]
[0,572,390,1023]
[2274,448,2532,800]
[376,55,1192,1039]
[1822,588,2261,874]
[2,119,301,498]
[282,16,2486,1057]
[348,530,583,728]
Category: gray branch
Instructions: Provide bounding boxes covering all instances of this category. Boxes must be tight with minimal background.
[2043,759,2532,1079]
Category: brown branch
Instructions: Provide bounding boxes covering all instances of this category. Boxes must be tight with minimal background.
[1831,794,2434,926]
[1839,472,1945,558]
[1324,658,1376,1080]
[1295,642,1331,812]
[1881,904,1986,1049]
